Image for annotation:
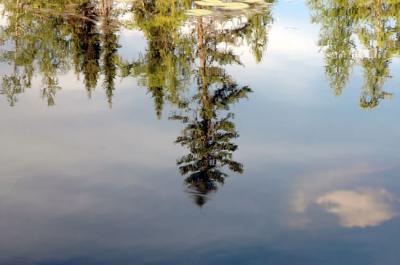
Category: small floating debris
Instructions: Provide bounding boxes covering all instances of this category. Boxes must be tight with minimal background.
[185,0,271,17]
[219,2,250,10]
[185,8,214,16]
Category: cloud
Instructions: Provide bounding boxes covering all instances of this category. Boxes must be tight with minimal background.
[316,189,397,228]
[291,163,382,214]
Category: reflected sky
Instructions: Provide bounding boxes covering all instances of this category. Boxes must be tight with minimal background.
[1,0,400,265]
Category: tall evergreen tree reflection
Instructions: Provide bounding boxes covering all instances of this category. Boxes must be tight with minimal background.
[170,16,253,206]
[100,0,119,107]
[123,1,274,205]
[69,1,101,96]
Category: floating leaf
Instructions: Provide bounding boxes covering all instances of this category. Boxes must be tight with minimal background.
[185,9,214,16]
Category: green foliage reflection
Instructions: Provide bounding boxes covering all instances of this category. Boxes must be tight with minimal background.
[309,0,400,109]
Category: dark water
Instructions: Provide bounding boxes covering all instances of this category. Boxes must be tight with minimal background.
[1,0,400,264]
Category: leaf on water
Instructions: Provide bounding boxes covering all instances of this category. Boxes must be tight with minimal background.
[185,9,214,16]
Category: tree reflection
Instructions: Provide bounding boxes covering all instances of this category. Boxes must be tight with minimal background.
[309,0,400,109]
[124,0,273,118]
[120,1,274,205]
[123,0,193,118]
[0,0,120,106]
[69,1,101,96]
[121,1,274,205]
[0,0,272,111]
[0,0,70,105]
[170,17,253,206]
[0,0,275,205]
[100,0,119,107]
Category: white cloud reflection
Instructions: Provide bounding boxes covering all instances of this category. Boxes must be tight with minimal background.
[316,189,398,228]
[288,164,400,230]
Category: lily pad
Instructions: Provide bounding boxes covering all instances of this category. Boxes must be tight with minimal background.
[185,9,214,16]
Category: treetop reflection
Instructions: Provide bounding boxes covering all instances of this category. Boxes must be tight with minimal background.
[0,1,399,109]
[309,0,400,109]
[0,0,120,106]
[169,15,255,206]
[119,1,274,204]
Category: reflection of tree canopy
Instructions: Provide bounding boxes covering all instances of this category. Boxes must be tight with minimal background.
[171,82,250,206]
[69,1,101,95]
[0,0,274,205]
[122,0,193,118]
[122,0,274,118]
[118,1,274,205]
[169,16,255,206]
[100,0,119,107]
[0,0,70,105]
[0,0,274,110]
[309,0,400,109]
[0,0,120,106]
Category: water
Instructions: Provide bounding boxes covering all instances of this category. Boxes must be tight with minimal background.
[1,0,400,264]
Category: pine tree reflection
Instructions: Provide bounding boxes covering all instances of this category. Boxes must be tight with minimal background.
[170,16,255,206]
[125,1,274,205]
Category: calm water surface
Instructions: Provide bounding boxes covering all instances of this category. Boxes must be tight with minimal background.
[1,0,400,264]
